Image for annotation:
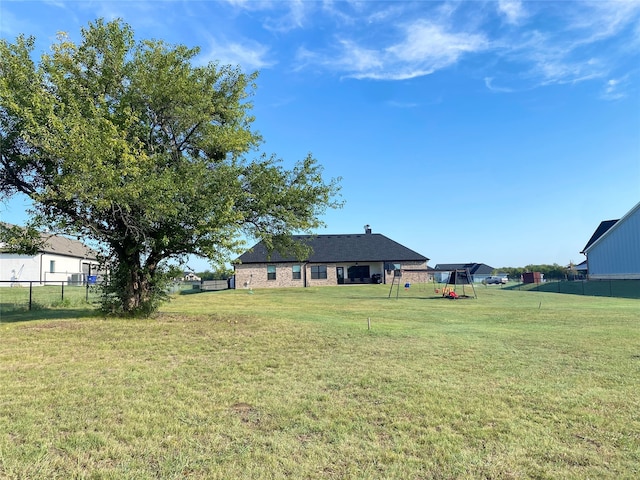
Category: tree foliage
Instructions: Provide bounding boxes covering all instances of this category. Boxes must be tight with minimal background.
[0,223,45,256]
[0,19,341,316]
[497,264,570,281]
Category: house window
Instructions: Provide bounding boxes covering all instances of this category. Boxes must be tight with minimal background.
[50,260,56,273]
[267,265,276,281]
[311,265,327,279]
[348,265,370,281]
[292,265,301,280]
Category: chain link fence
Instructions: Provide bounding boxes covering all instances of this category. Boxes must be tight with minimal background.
[0,280,103,313]
[512,279,640,299]
[1,278,232,314]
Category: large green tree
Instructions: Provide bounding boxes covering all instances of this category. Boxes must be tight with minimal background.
[1,19,341,315]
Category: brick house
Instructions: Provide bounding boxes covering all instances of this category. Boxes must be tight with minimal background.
[234,226,430,289]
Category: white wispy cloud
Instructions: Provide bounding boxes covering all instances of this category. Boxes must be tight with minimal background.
[42,0,67,8]
[484,77,516,93]
[497,0,527,25]
[198,34,275,71]
[260,0,309,33]
[287,0,640,97]
[601,75,630,100]
[23,0,637,98]
[0,9,31,37]
[482,1,640,95]
[219,0,311,33]
[335,39,385,73]
[387,20,487,65]
[564,0,640,45]
[386,100,419,108]
[219,0,272,9]
[325,20,488,80]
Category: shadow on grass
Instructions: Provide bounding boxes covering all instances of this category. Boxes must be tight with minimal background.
[347,294,476,301]
[0,306,100,324]
[177,289,229,296]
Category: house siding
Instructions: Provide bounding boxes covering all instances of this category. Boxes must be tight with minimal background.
[0,254,41,284]
[0,252,100,285]
[0,253,99,286]
[1,231,100,286]
[235,263,303,289]
[235,262,340,289]
[587,204,640,280]
[389,262,431,285]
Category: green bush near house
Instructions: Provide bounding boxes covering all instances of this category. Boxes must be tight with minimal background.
[1,286,639,478]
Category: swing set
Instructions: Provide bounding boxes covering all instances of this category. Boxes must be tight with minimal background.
[385,266,477,300]
[435,268,477,299]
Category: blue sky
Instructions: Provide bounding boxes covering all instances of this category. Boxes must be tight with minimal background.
[1,0,639,271]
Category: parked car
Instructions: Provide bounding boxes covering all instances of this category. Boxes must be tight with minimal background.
[485,276,507,284]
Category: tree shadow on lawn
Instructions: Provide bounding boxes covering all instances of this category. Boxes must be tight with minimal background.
[348,295,474,301]
[0,306,99,324]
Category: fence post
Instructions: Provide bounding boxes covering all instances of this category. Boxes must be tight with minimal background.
[61,281,64,302]
[29,281,33,311]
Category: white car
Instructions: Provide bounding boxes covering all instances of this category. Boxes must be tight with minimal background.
[485,276,507,284]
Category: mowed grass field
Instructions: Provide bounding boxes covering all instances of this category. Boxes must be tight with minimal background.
[1,285,639,479]
[0,284,102,312]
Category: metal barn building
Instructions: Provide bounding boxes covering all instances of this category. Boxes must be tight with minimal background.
[582,201,640,280]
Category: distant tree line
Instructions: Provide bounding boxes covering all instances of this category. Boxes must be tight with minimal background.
[496,264,576,281]
[197,268,233,281]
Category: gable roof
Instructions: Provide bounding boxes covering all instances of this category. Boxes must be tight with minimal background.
[581,219,618,253]
[41,234,99,261]
[583,201,640,254]
[237,233,428,264]
[434,263,495,275]
[573,260,588,271]
[1,224,99,260]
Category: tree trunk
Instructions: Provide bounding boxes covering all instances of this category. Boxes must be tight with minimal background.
[109,248,156,316]
[123,267,151,313]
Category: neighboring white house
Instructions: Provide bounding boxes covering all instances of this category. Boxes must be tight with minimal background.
[581,201,640,280]
[0,232,100,286]
[183,272,201,282]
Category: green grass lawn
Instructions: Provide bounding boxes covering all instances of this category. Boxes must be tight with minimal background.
[1,285,639,479]
[0,284,102,313]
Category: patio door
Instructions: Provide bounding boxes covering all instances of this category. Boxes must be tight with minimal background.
[336,267,344,284]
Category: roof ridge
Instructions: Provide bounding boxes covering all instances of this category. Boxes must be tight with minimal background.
[237,232,427,264]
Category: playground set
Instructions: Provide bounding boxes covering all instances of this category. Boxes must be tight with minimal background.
[388,267,477,299]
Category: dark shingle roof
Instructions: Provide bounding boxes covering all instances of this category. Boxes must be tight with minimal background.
[434,263,494,275]
[581,219,618,253]
[237,233,428,264]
